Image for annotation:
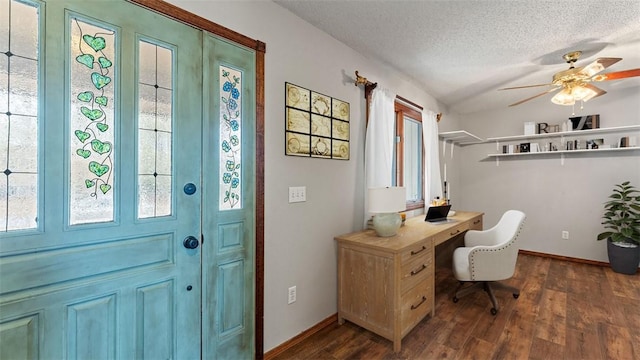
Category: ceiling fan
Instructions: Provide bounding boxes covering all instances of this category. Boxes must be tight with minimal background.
[499,51,640,107]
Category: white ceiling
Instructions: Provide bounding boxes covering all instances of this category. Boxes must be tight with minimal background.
[273,0,640,114]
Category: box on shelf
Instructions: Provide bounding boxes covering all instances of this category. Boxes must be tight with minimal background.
[569,114,599,130]
[619,136,636,148]
[524,122,536,135]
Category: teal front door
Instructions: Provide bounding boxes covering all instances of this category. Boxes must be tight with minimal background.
[0,1,256,358]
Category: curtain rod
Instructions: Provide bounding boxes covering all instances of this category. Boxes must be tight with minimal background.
[354,70,378,100]
[396,95,423,111]
[354,70,443,122]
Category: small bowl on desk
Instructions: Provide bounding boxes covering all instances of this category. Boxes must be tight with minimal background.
[449,210,456,217]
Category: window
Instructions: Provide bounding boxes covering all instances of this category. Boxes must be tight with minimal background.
[393,101,424,210]
[1,0,40,231]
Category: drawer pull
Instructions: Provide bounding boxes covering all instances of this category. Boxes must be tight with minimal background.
[411,264,427,276]
[411,246,427,255]
[473,219,481,225]
[411,296,427,310]
[450,229,461,236]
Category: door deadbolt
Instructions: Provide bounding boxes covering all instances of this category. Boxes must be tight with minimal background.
[183,183,197,195]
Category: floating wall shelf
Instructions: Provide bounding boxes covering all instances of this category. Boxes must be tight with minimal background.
[486,125,640,143]
[439,130,483,145]
[485,124,640,165]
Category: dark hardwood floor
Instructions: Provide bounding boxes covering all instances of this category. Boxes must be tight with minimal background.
[271,253,640,360]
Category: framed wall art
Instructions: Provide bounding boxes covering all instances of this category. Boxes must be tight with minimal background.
[285,82,350,160]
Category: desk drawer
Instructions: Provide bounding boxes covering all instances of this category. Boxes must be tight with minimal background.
[400,251,432,294]
[433,222,469,246]
[400,279,432,335]
[400,240,432,263]
[469,216,483,230]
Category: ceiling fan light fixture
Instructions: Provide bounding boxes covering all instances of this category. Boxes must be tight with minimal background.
[550,85,598,106]
[551,88,575,105]
[572,86,598,102]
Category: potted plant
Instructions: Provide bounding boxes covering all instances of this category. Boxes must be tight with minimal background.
[597,181,640,275]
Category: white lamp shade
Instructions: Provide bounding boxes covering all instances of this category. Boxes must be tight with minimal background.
[551,85,599,105]
[368,187,406,213]
[551,88,575,105]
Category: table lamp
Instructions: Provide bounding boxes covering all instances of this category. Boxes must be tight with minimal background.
[368,187,406,237]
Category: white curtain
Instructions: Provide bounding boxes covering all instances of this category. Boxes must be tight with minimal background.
[364,87,396,225]
[422,110,442,208]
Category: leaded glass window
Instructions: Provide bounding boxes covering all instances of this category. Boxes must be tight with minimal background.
[138,40,173,219]
[69,18,115,225]
[0,0,39,232]
[219,66,241,210]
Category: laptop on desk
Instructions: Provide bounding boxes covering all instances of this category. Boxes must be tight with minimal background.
[425,205,454,223]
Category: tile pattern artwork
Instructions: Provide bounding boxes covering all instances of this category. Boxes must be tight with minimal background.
[285,83,350,160]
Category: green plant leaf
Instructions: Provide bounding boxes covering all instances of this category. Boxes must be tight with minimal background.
[76,149,91,158]
[76,54,94,68]
[98,56,112,69]
[89,161,109,177]
[99,184,111,194]
[81,106,104,121]
[95,96,108,106]
[91,72,112,90]
[77,91,94,102]
[96,123,109,132]
[75,130,91,143]
[83,34,106,51]
[90,139,112,154]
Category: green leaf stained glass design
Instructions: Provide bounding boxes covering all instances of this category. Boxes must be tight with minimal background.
[70,18,115,225]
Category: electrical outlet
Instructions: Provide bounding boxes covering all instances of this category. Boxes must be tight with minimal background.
[288,186,306,203]
[562,231,569,240]
[288,286,297,304]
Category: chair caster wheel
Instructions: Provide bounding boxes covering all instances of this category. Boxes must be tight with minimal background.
[490,308,498,315]
[513,293,519,299]
[453,297,459,303]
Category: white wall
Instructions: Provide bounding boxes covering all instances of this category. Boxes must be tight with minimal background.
[166,0,449,352]
[457,87,640,262]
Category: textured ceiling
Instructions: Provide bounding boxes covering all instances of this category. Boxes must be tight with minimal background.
[274,0,640,114]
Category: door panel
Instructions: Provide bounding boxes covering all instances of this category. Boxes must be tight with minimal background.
[202,34,256,359]
[0,0,203,358]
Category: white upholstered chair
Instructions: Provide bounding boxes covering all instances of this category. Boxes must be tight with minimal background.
[452,210,526,315]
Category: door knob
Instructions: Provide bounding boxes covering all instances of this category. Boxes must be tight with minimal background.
[183,236,199,249]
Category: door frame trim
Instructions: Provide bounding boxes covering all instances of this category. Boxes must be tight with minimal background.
[127,1,265,358]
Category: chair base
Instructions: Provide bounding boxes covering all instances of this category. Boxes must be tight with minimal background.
[453,281,519,315]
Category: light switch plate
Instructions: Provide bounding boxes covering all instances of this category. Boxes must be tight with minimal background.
[288,186,306,203]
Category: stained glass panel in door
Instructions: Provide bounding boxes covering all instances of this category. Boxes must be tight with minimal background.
[0,0,39,232]
[69,18,115,225]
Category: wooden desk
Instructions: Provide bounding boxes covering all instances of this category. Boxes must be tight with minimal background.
[335,211,483,352]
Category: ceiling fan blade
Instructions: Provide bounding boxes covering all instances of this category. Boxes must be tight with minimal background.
[499,83,554,91]
[580,58,622,77]
[508,87,559,107]
[592,68,640,81]
[582,83,607,100]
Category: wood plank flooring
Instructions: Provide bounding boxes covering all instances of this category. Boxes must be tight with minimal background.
[270,253,640,359]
